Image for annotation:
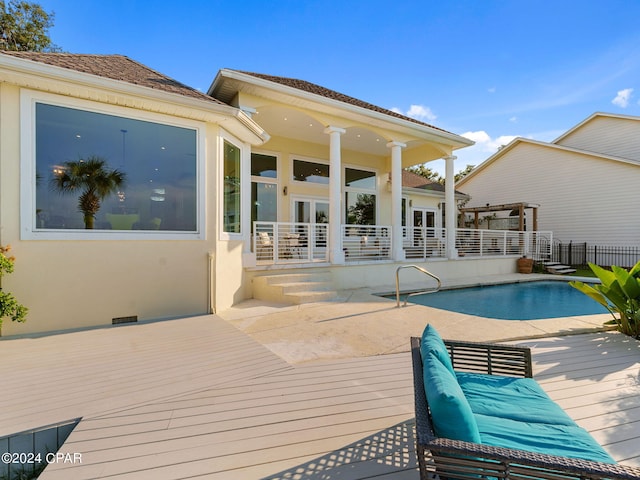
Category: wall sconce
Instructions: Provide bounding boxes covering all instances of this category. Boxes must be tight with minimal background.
[283,186,288,196]
[409,199,413,207]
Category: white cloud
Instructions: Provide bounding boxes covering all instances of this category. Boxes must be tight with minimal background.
[461,130,517,152]
[391,104,437,122]
[509,116,518,123]
[612,88,633,108]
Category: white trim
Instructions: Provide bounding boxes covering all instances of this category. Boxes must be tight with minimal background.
[20,89,206,241]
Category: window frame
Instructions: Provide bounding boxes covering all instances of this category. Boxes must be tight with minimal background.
[20,89,206,240]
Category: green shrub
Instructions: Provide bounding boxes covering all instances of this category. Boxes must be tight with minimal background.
[570,261,640,338]
[0,245,28,331]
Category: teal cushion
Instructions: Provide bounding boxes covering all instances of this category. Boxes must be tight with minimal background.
[421,324,455,376]
[423,350,481,443]
[475,413,615,464]
[456,372,576,425]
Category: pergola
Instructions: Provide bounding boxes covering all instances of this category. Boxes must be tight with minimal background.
[460,202,539,231]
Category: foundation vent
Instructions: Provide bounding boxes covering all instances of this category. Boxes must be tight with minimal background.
[112,315,138,325]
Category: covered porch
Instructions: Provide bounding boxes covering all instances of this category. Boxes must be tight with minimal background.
[253,222,553,265]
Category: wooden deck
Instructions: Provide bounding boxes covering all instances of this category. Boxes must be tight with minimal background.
[0,316,638,479]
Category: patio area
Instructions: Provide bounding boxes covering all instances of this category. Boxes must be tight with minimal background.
[1,283,639,478]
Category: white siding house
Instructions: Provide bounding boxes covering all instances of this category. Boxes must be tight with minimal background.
[456,112,640,246]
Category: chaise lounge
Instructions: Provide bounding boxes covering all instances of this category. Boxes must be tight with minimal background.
[411,326,640,480]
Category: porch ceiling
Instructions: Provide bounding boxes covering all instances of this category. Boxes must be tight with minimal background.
[253,104,451,161]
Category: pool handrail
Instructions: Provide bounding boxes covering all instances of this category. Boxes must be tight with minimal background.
[396,265,442,307]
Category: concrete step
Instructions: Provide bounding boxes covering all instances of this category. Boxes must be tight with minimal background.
[283,290,338,304]
[253,271,337,304]
[544,262,577,275]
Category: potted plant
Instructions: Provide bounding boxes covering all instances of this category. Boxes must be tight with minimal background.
[517,255,534,274]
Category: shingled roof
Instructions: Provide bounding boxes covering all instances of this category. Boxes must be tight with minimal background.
[233,70,450,133]
[393,169,467,195]
[1,52,224,104]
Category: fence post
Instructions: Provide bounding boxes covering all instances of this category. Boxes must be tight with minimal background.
[594,245,597,266]
[568,241,572,266]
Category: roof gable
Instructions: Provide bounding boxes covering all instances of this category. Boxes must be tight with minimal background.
[457,136,640,188]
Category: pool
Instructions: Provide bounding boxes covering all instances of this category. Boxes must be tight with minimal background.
[395,281,608,320]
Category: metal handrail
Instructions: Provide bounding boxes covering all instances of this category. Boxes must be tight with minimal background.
[395,265,442,307]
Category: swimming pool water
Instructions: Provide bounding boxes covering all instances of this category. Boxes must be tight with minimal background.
[398,281,608,320]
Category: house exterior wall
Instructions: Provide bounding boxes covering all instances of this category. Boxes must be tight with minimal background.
[556,116,640,162]
[458,142,640,246]
[0,81,226,335]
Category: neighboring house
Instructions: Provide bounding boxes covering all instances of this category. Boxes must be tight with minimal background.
[2,52,532,336]
[457,112,640,246]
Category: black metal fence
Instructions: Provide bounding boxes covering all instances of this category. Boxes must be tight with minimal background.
[550,242,640,268]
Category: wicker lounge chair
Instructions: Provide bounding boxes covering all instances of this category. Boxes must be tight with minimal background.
[411,336,640,480]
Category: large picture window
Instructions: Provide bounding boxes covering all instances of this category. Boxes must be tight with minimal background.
[33,102,199,234]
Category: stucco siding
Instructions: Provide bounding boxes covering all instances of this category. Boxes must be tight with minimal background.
[460,142,640,246]
[556,116,640,162]
[0,83,217,336]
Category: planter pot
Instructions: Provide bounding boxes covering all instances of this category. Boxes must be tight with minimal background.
[517,257,534,274]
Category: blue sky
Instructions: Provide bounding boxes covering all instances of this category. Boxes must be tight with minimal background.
[38,0,640,175]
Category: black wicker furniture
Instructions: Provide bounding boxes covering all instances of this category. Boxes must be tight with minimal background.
[411,334,640,480]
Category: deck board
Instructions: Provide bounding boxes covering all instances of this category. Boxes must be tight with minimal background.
[0,315,292,437]
[1,318,637,479]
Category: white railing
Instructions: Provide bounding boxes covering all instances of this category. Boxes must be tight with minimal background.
[254,222,328,264]
[253,222,553,265]
[456,229,552,259]
[403,227,447,259]
[342,224,392,262]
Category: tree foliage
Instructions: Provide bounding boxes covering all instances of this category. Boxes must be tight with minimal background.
[0,0,58,52]
[406,164,443,184]
[406,163,475,185]
[454,164,475,182]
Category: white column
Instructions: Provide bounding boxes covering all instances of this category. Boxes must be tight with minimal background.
[445,155,458,259]
[387,141,406,261]
[325,126,346,264]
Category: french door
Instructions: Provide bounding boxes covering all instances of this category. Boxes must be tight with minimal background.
[292,197,329,250]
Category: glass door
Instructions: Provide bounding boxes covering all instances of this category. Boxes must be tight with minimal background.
[293,197,329,257]
[412,208,436,246]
